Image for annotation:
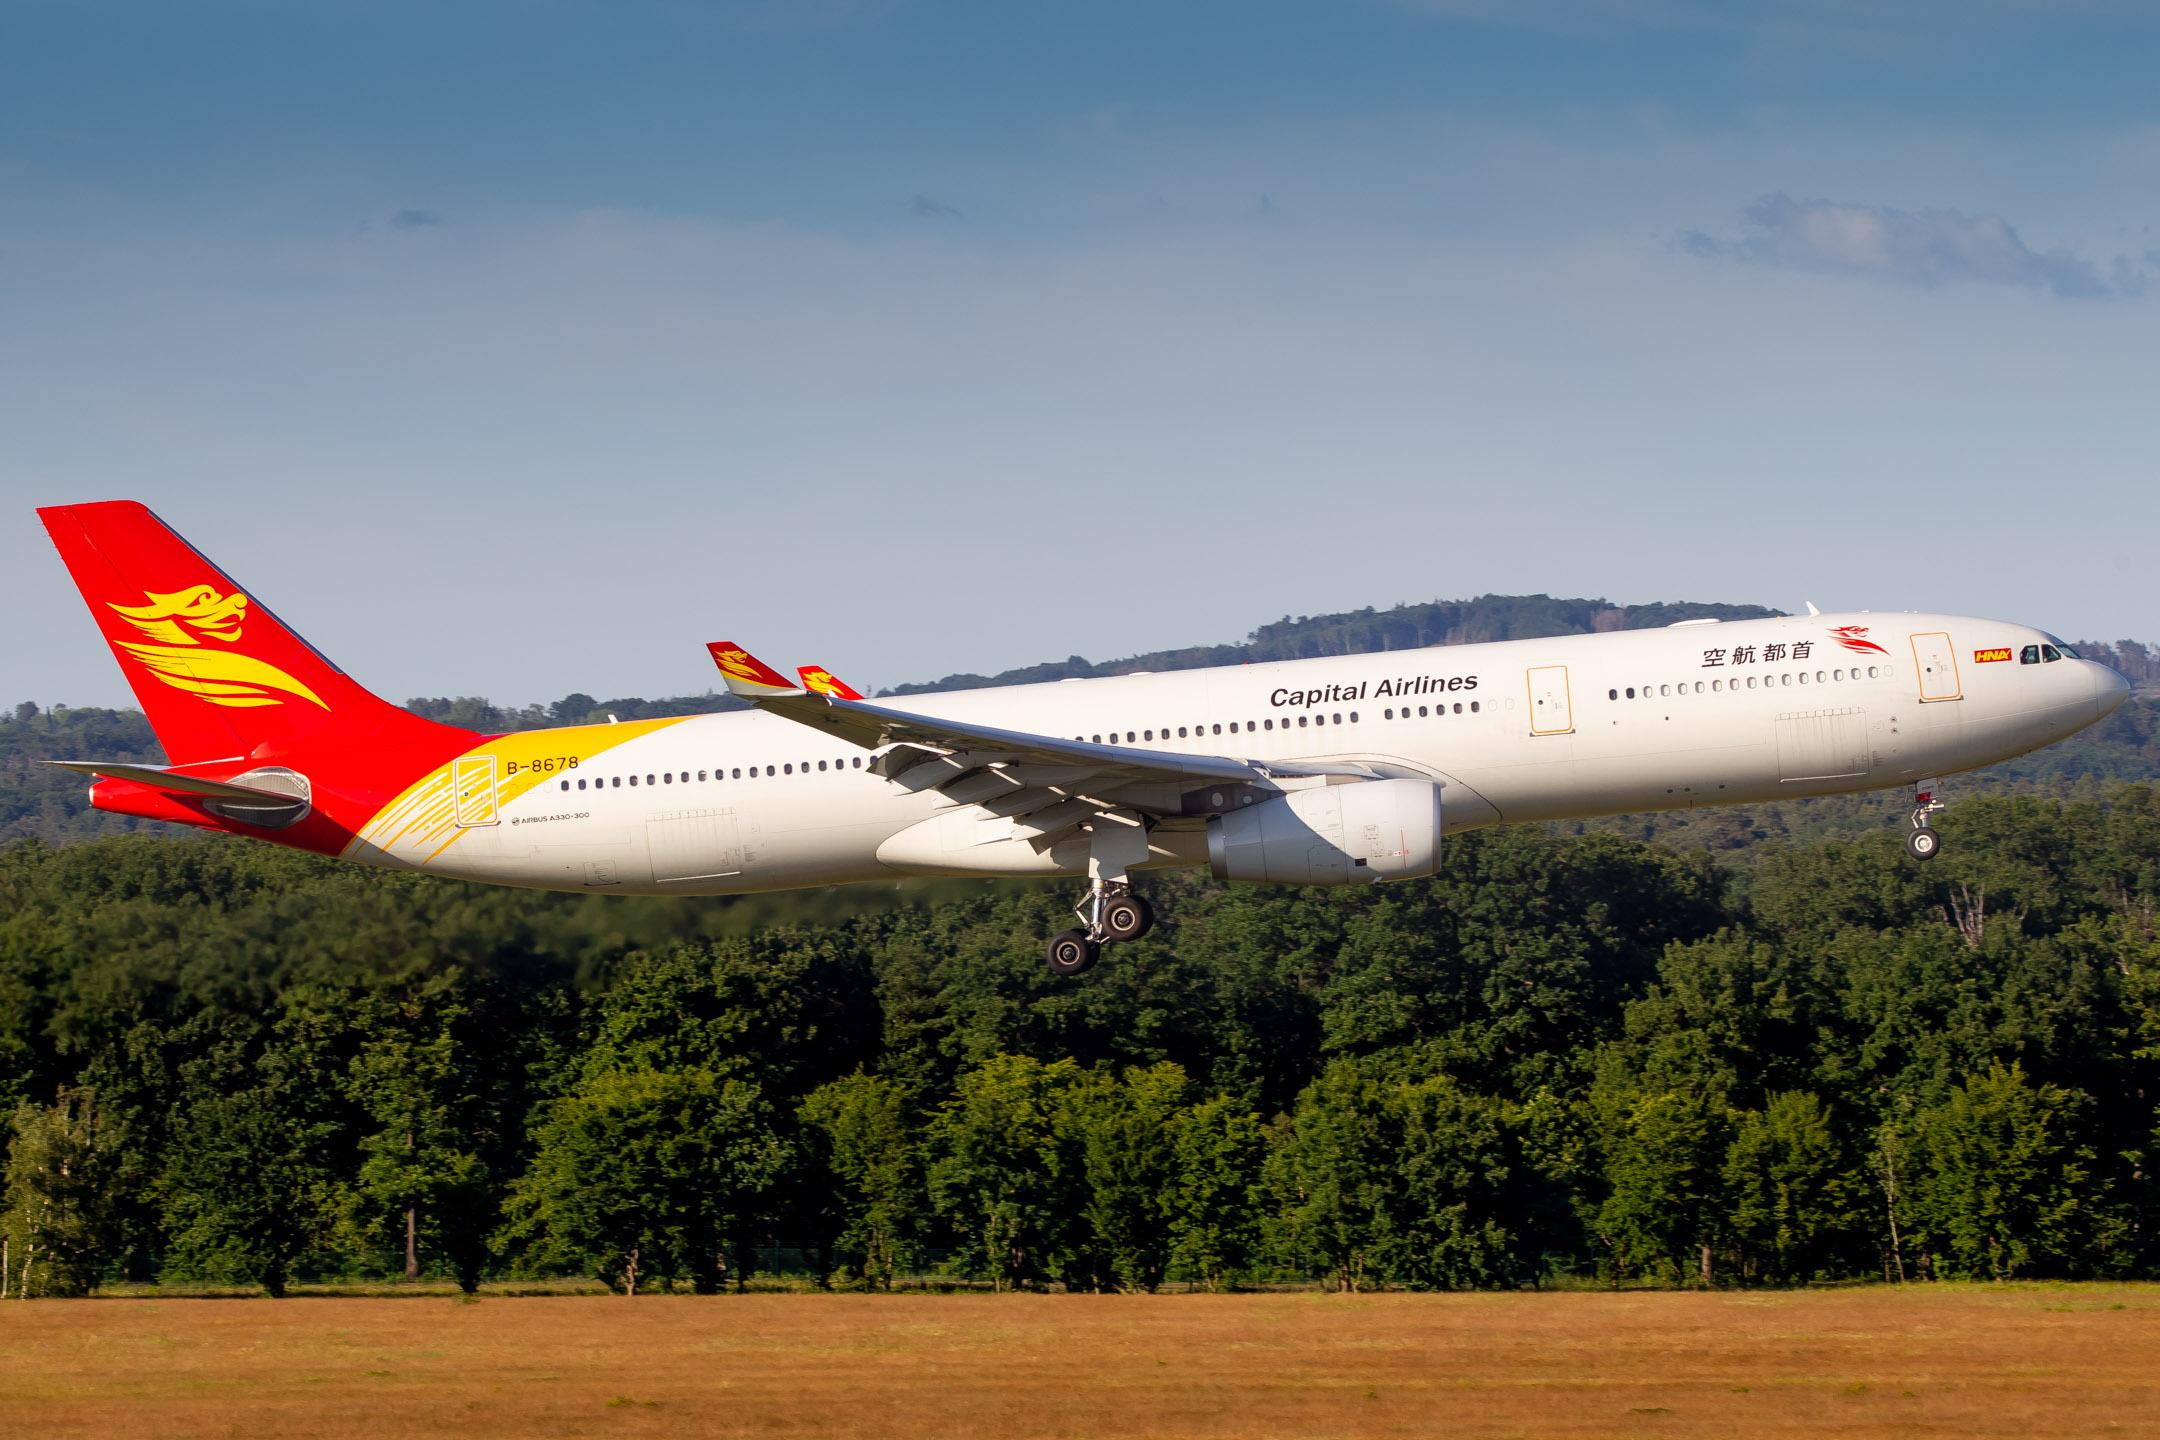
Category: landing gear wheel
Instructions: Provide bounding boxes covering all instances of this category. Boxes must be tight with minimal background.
[1045,929,1101,976]
[1906,827,1942,862]
[1101,893,1154,943]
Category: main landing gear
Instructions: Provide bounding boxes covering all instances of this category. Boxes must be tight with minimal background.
[1906,784,1946,862]
[1044,881,1156,977]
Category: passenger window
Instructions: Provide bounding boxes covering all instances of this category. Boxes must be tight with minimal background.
[1212,724,1221,735]
[1607,690,1616,701]
[818,760,827,771]
[1625,687,1634,698]
[663,773,672,783]
[1177,727,1187,738]
[1385,708,1395,719]
[853,757,863,767]
[1469,701,1478,712]
[1660,685,1669,697]
[577,778,586,790]
[1694,682,1704,693]
[697,770,706,781]
[612,777,621,788]
[1297,715,1307,727]
[784,764,793,775]
[731,768,741,779]
[1264,719,1274,730]
[1348,711,1358,723]
[1711,680,1722,691]
[629,775,639,786]
[1092,734,1101,743]
[1332,713,1342,724]
[560,780,569,791]
[1418,705,1428,717]
[1144,730,1153,741]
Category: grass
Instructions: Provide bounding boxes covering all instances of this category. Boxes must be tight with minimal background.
[5,1285,2158,1438]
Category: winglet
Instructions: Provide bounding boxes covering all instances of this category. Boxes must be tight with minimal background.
[797,665,864,700]
[707,641,803,698]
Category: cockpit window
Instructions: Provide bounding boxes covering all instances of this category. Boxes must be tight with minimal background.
[2041,645,2062,663]
[2040,634,2082,660]
[2020,645,2041,665]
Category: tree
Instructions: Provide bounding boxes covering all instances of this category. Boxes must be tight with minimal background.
[1166,1094,1265,1291]
[1909,1062,2103,1279]
[2,1088,120,1297]
[1063,1063,1191,1292]
[798,1071,921,1289]
[1264,1061,1392,1291]
[346,985,494,1291]
[160,1085,335,1297]
[1378,1077,1536,1290]
[503,1066,787,1293]
[1591,1090,1733,1286]
[1723,1091,1864,1284]
[924,1055,1083,1290]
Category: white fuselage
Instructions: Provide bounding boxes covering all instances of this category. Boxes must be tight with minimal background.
[377,613,2128,895]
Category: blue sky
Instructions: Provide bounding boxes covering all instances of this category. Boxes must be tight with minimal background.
[6,1,2158,708]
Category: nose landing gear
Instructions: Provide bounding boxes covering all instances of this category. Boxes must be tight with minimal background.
[1906,784,1946,861]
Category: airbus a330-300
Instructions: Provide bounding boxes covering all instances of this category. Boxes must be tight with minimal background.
[39,502,2130,975]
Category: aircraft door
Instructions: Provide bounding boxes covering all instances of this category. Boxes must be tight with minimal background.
[1911,632,1962,701]
[1526,666,1573,734]
[452,756,498,826]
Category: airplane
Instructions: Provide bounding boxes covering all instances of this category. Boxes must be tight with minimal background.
[38,501,2132,976]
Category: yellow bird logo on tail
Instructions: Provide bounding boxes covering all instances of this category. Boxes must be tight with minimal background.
[107,584,329,710]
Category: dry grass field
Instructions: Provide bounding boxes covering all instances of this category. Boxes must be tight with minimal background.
[6,1286,2159,1439]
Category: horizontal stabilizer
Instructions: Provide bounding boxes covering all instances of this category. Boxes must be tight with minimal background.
[45,761,305,809]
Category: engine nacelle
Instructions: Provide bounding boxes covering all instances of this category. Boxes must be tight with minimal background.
[1206,778,1442,886]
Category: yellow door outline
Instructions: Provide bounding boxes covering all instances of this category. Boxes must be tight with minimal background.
[1910,632,1962,702]
[1527,665,1573,734]
[453,755,499,826]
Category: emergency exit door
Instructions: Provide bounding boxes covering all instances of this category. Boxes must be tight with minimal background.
[1910,632,1962,702]
[452,755,498,826]
[1526,666,1573,734]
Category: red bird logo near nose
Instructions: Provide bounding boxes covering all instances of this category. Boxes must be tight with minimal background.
[1828,625,1889,656]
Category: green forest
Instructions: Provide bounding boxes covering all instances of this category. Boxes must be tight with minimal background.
[4,595,2159,1297]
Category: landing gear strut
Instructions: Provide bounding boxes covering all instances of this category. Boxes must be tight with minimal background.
[1906,784,1946,862]
[1041,811,1156,976]
[1044,882,1154,975]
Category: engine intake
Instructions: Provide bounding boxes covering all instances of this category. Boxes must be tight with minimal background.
[1206,778,1442,886]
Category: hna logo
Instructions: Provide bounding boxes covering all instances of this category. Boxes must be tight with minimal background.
[1828,625,1889,656]
[107,584,328,710]
[1974,648,2013,663]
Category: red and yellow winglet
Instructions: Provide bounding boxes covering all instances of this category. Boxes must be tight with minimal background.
[797,665,864,700]
[707,641,803,698]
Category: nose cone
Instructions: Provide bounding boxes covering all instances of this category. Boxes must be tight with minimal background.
[2091,660,2132,721]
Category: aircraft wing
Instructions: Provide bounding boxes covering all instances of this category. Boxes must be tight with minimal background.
[708,641,1374,840]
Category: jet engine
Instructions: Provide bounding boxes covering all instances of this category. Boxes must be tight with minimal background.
[1206,778,1442,886]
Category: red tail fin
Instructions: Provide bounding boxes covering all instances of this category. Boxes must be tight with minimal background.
[40,501,452,765]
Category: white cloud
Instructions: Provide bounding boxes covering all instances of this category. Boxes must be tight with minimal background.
[1683,193,2141,299]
